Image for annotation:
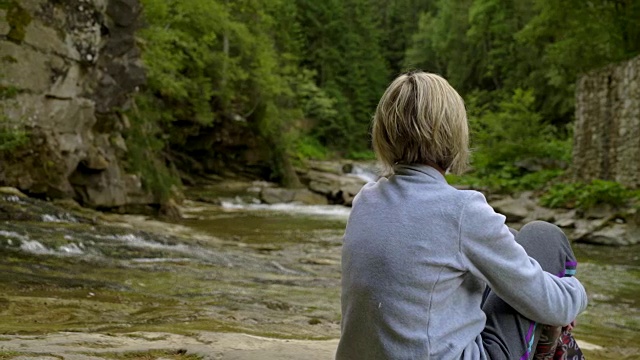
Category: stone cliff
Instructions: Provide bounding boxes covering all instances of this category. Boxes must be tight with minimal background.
[573,55,640,188]
[0,0,149,207]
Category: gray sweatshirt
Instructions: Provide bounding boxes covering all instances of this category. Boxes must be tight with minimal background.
[336,165,587,360]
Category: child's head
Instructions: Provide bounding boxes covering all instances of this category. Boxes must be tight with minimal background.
[372,71,469,175]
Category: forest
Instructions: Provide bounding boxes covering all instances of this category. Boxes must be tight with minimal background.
[131,0,640,197]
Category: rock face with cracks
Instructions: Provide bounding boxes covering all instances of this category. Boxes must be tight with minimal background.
[0,0,149,208]
[573,55,640,188]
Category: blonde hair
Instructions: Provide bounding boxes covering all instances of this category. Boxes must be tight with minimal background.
[372,71,469,176]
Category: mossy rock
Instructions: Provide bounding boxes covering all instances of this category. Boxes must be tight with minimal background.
[5,1,31,44]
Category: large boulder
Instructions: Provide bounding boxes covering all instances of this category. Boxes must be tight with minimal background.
[296,161,373,206]
[0,0,149,208]
[582,223,639,246]
[490,192,554,224]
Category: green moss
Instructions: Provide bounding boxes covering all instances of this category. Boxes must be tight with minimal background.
[0,351,27,360]
[6,1,31,44]
[0,124,29,152]
[0,55,18,64]
[0,84,19,99]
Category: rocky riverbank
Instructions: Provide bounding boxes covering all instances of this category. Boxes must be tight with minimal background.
[190,160,640,247]
[488,191,640,246]
[0,182,638,360]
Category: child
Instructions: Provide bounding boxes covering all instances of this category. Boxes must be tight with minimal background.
[336,71,587,360]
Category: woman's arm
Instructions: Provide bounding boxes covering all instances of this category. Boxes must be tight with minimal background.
[458,191,587,326]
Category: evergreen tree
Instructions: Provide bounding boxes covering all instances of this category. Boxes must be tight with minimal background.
[296,0,390,153]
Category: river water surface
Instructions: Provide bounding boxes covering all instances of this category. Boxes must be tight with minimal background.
[0,190,638,359]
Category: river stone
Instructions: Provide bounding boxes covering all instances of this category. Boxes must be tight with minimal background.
[582,223,639,246]
[0,187,27,198]
[306,170,366,196]
[292,189,328,205]
[583,204,616,219]
[572,217,611,241]
[260,188,296,204]
[491,195,533,223]
[554,217,575,228]
[553,209,577,228]
[308,161,343,175]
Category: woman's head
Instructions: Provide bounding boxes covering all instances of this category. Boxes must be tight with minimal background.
[372,71,469,175]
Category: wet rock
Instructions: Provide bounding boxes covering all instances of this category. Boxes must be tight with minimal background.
[582,223,639,246]
[582,204,616,219]
[491,193,534,222]
[260,188,296,204]
[305,171,366,205]
[300,258,338,266]
[554,217,576,228]
[159,199,182,221]
[553,209,577,228]
[292,189,328,205]
[259,187,328,205]
[0,187,27,198]
[572,217,610,241]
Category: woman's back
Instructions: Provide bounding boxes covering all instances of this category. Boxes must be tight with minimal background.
[336,71,586,360]
[337,165,488,360]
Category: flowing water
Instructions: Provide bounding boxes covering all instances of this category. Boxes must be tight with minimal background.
[0,189,638,359]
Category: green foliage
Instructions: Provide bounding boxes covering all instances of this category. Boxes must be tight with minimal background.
[469,89,571,172]
[296,0,389,153]
[293,136,328,161]
[403,0,640,189]
[374,0,434,75]
[447,168,563,193]
[347,150,376,161]
[124,96,181,202]
[0,85,19,99]
[0,83,28,152]
[294,70,339,125]
[132,0,640,189]
[0,121,28,152]
[406,0,640,127]
[540,180,636,210]
[517,0,640,122]
[138,0,312,184]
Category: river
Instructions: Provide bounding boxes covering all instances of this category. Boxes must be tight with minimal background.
[0,188,638,359]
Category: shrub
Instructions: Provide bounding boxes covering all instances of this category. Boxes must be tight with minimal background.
[540,180,635,210]
[467,88,571,174]
[447,168,563,193]
[124,96,181,202]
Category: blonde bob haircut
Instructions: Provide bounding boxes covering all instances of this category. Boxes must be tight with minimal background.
[372,71,469,176]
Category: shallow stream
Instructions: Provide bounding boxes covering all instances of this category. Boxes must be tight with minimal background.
[0,190,637,359]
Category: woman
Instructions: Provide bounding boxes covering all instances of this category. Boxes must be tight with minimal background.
[336,71,587,360]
